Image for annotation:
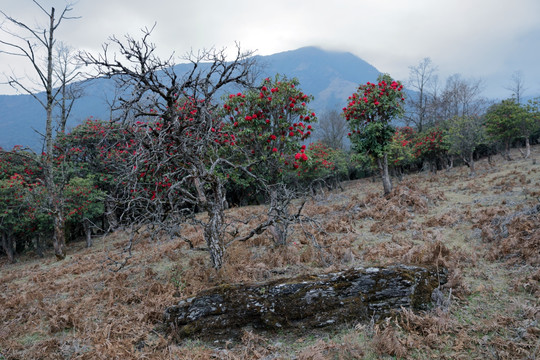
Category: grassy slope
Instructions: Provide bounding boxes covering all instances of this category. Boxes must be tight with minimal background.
[0,147,539,359]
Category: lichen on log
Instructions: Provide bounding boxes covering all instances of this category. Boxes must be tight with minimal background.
[164,264,447,340]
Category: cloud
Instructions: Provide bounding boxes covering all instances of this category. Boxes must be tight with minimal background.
[1,0,539,98]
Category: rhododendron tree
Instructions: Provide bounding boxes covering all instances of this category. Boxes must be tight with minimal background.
[222,75,316,245]
[64,176,106,247]
[0,174,29,263]
[82,30,256,269]
[388,126,417,178]
[295,142,348,193]
[343,74,405,194]
[413,128,449,173]
[0,147,50,261]
[55,118,136,230]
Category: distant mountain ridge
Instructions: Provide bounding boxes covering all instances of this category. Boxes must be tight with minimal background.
[0,46,381,150]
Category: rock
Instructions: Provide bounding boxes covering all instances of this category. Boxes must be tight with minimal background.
[164,264,447,340]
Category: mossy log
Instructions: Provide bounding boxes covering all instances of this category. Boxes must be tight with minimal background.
[164,264,447,340]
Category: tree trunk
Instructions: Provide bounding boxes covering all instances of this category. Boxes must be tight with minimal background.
[43,7,66,261]
[377,153,392,195]
[524,137,531,159]
[52,207,66,260]
[105,198,119,230]
[504,141,512,161]
[268,185,289,246]
[83,218,93,248]
[34,235,44,258]
[2,232,15,263]
[203,182,227,269]
[205,207,225,269]
[164,264,448,340]
[468,153,476,177]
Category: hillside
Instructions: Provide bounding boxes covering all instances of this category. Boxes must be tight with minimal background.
[1,148,539,359]
[0,47,379,151]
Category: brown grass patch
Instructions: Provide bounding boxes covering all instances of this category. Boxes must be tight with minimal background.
[1,146,540,358]
[479,204,540,265]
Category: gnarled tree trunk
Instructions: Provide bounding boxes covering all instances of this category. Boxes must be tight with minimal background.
[83,218,93,248]
[164,264,447,340]
[2,232,15,263]
[268,184,290,246]
[201,179,227,269]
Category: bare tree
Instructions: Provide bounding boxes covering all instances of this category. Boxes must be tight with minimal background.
[406,58,438,132]
[505,70,527,104]
[54,42,84,133]
[434,74,489,123]
[80,29,257,269]
[316,109,348,149]
[0,1,79,260]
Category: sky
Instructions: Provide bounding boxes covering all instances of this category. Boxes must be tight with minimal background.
[1,0,539,99]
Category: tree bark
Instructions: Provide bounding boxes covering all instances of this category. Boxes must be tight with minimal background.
[2,232,15,263]
[468,153,476,177]
[52,206,66,260]
[504,141,513,161]
[105,198,119,230]
[83,218,93,248]
[34,235,44,258]
[524,137,531,159]
[268,185,289,246]
[377,153,392,195]
[164,264,447,340]
[202,181,227,269]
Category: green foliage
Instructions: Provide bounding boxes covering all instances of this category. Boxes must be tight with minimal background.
[343,73,405,160]
[524,97,540,138]
[54,118,129,190]
[0,149,50,238]
[350,121,396,159]
[388,126,416,167]
[64,176,105,223]
[296,142,348,182]
[446,116,485,160]
[484,99,525,144]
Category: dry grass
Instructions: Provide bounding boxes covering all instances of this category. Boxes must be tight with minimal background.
[1,146,539,359]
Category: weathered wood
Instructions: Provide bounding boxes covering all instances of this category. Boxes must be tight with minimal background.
[164,264,447,340]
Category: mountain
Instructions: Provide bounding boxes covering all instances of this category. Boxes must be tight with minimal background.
[0,46,381,150]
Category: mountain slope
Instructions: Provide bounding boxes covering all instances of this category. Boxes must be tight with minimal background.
[0,46,381,150]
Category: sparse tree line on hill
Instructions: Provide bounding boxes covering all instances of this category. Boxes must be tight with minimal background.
[1,2,539,267]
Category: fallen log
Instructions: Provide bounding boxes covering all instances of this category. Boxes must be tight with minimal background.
[164,264,447,340]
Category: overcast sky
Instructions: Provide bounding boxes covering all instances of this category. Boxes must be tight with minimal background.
[1,0,539,99]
